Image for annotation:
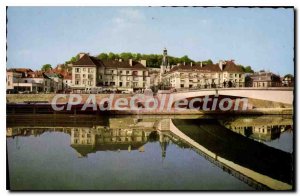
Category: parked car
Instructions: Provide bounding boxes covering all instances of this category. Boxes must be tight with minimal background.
[122,89,134,94]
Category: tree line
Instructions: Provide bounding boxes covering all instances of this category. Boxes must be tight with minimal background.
[50,52,256,73]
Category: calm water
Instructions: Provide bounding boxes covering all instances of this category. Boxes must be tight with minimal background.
[6,115,293,190]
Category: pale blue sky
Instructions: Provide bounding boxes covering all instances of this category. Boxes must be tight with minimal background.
[7,7,294,75]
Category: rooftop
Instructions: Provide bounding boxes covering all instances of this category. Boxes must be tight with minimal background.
[73,54,147,70]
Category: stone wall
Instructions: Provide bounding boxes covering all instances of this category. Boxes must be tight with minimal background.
[6,94,130,104]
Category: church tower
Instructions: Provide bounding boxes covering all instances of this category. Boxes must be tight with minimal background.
[162,48,168,66]
[161,48,168,74]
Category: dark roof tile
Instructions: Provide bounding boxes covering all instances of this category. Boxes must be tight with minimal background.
[73,54,147,70]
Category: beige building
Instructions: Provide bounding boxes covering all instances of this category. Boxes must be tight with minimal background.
[248,71,281,88]
[6,71,22,92]
[162,60,245,89]
[149,48,245,90]
[71,53,150,92]
[6,68,63,93]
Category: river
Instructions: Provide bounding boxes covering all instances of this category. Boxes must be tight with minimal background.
[6,114,293,190]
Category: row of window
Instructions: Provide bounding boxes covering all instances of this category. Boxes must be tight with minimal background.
[75,80,93,85]
[75,74,94,79]
[75,68,94,73]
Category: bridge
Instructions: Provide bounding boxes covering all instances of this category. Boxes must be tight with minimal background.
[166,87,294,105]
[163,118,293,190]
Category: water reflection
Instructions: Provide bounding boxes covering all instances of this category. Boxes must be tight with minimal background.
[218,115,293,152]
[6,115,293,190]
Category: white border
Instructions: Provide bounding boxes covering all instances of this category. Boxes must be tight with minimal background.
[1,1,298,195]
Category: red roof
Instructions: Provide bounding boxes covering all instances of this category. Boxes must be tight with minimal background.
[73,54,147,70]
[168,60,244,73]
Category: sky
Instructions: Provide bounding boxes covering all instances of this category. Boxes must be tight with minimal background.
[7,7,294,75]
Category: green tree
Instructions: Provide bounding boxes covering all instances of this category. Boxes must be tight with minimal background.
[202,59,213,65]
[97,53,108,60]
[237,65,254,73]
[136,53,142,61]
[284,74,294,78]
[41,64,52,72]
[244,66,254,73]
[65,54,79,65]
[108,52,117,60]
[180,55,192,64]
[120,52,133,60]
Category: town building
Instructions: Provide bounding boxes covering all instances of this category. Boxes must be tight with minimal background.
[51,64,73,91]
[43,72,63,92]
[71,53,150,92]
[282,74,294,87]
[6,68,63,93]
[248,70,281,88]
[6,70,22,93]
[160,56,244,89]
[6,68,46,93]
[63,74,72,90]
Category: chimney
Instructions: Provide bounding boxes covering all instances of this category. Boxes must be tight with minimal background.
[140,60,147,67]
[190,62,193,67]
[119,59,123,62]
[219,60,223,71]
[183,62,186,66]
[177,63,180,67]
[79,52,86,59]
[129,59,133,66]
[200,62,203,68]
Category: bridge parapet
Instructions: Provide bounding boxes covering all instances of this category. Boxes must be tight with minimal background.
[171,87,293,105]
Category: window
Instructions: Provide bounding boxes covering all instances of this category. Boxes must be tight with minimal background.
[83,74,86,78]
[83,68,86,72]
[133,71,138,76]
[75,74,80,79]
[75,80,80,85]
[75,68,80,73]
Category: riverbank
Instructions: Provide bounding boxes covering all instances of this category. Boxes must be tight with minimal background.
[6,94,293,115]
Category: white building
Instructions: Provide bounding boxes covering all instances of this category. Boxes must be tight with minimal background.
[152,48,245,89]
[71,53,150,92]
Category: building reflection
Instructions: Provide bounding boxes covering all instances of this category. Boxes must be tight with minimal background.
[6,115,293,190]
[6,116,174,158]
[219,116,293,142]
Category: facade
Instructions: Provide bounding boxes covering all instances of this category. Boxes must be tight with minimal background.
[6,68,63,93]
[282,75,294,87]
[6,71,22,92]
[148,48,245,90]
[63,75,72,90]
[6,68,45,93]
[71,53,150,92]
[148,68,161,89]
[43,73,63,92]
[248,71,281,88]
[162,59,245,89]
